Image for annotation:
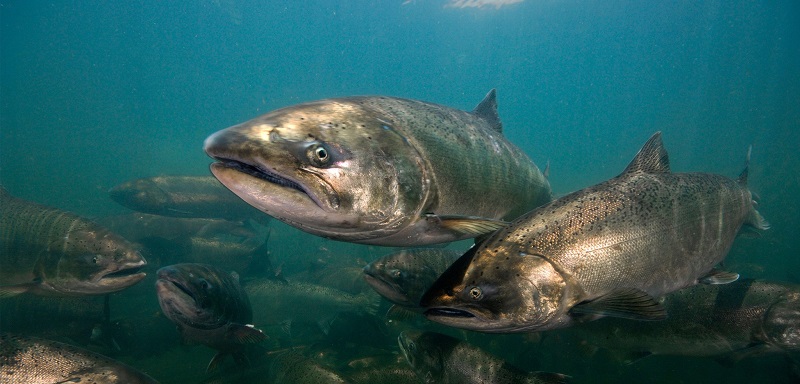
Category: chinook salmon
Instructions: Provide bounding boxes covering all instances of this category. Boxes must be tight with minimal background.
[203,90,551,246]
[0,187,147,297]
[155,263,267,372]
[421,132,769,332]
[0,333,159,384]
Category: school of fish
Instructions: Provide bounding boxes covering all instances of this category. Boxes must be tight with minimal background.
[2,91,794,384]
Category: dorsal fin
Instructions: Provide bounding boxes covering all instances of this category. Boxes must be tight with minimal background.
[472,89,503,133]
[621,131,670,175]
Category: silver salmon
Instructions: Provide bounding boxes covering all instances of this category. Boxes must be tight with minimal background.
[422,132,769,332]
[204,90,551,246]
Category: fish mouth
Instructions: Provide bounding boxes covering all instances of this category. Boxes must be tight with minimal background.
[424,307,476,318]
[155,276,200,326]
[97,260,147,290]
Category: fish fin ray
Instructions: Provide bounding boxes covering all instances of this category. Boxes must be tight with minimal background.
[621,132,670,175]
[699,269,739,284]
[228,323,268,344]
[0,284,33,298]
[472,89,503,133]
[432,215,508,237]
[570,288,667,321]
[737,145,752,186]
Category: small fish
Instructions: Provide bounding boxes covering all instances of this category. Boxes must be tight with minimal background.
[109,175,267,222]
[204,90,551,246]
[398,331,569,384]
[422,132,769,332]
[363,248,459,308]
[0,333,159,384]
[574,279,800,362]
[0,187,147,297]
[155,263,267,372]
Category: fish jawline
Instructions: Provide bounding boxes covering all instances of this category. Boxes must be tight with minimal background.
[362,273,412,306]
[210,161,328,214]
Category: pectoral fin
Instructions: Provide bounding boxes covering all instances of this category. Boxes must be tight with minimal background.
[699,269,739,284]
[570,288,667,321]
[429,214,508,237]
[228,323,268,344]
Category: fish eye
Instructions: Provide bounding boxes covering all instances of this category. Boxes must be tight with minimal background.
[469,286,483,300]
[307,143,331,167]
[199,279,211,290]
[92,256,98,264]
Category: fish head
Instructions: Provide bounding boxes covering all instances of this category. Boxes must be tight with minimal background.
[363,250,436,306]
[420,246,566,332]
[204,99,427,243]
[762,296,800,351]
[155,263,249,329]
[363,257,414,306]
[397,331,445,382]
[108,178,172,214]
[48,229,147,295]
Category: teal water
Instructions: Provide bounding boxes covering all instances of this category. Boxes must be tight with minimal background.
[1,1,798,383]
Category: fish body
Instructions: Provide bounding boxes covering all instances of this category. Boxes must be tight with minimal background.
[0,187,147,297]
[398,331,568,384]
[577,279,800,360]
[0,333,159,384]
[204,90,551,246]
[245,278,379,331]
[109,175,266,222]
[363,248,459,307]
[97,212,258,243]
[155,263,266,371]
[422,132,769,332]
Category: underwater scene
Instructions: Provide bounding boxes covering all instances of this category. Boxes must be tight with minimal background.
[1,1,799,383]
